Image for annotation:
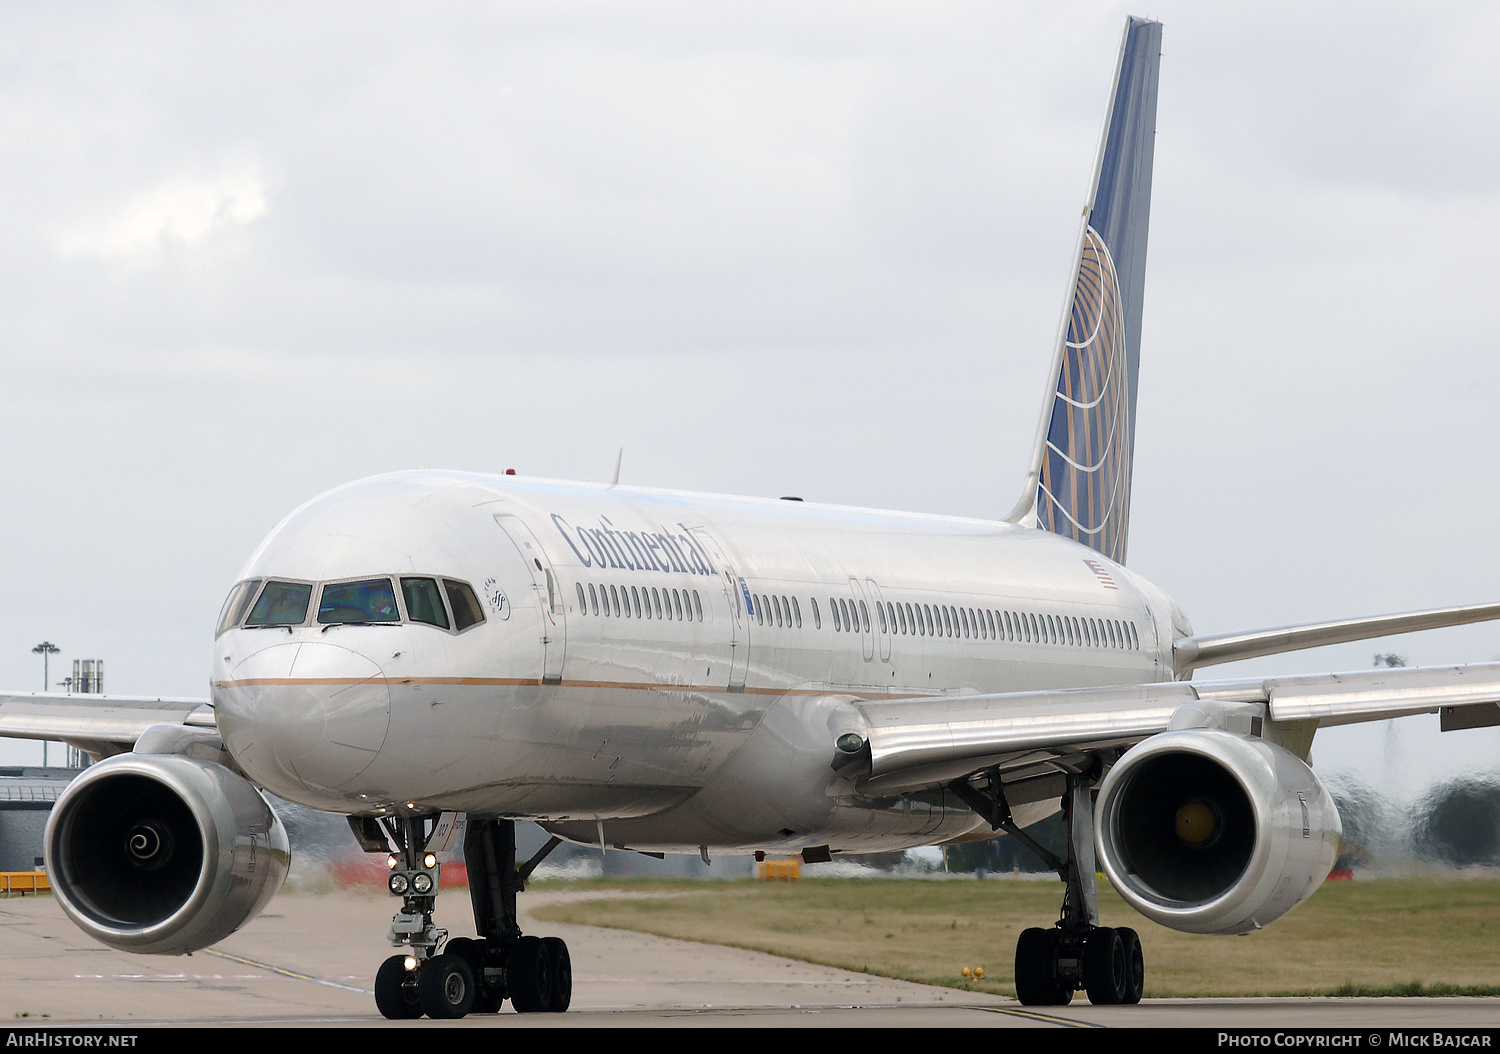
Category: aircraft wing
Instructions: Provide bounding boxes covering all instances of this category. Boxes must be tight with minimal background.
[1172,601,1500,673]
[851,662,1500,795]
[0,692,213,760]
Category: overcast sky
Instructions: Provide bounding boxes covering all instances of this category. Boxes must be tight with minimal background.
[1,1,1497,803]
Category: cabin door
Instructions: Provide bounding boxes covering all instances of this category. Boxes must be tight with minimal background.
[493,514,567,685]
[687,528,748,692]
[866,578,892,662]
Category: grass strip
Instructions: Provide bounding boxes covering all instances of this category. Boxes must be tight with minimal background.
[531,875,1500,998]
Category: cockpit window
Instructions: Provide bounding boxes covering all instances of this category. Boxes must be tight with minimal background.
[245,581,313,626]
[318,579,401,624]
[444,579,485,631]
[401,577,449,629]
[216,579,262,636]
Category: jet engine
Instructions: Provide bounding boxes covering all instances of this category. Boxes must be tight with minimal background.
[1094,729,1340,935]
[45,752,290,955]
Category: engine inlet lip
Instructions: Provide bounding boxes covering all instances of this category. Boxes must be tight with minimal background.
[1096,733,1266,916]
[45,755,218,942]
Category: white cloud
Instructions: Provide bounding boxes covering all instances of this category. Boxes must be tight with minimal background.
[54,170,267,265]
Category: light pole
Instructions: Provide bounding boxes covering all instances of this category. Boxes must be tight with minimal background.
[31,642,59,767]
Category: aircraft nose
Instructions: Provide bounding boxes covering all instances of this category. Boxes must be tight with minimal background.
[215,641,391,800]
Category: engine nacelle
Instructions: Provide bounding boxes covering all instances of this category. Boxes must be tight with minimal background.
[45,753,290,955]
[1095,729,1340,935]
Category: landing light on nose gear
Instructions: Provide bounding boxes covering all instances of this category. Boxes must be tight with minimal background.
[355,813,572,1019]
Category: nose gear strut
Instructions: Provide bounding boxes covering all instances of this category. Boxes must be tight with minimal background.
[354,814,571,1019]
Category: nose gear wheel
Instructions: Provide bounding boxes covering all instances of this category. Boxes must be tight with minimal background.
[368,815,573,1019]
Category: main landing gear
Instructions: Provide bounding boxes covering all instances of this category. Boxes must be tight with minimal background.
[950,767,1145,1006]
[360,814,572,1019]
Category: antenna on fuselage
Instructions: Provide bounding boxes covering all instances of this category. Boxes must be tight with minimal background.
[609,447,623,488]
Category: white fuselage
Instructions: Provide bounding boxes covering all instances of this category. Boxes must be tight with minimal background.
[212,471,1184,855]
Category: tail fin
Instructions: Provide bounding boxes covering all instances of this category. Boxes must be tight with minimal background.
[1006,16,1161,567]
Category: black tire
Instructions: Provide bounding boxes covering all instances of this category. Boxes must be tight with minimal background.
[542,936,572,1013]
[1083,927,1129,1005]
[417,953,476,1019]
[1014,927,1071,1006]
[1116,927,1144,1004]
[374,954,423,1020]
[507,935,553,1013]
[446,938,504,1014]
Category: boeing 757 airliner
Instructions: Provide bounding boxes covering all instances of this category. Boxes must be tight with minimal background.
[5,17,1500,1016]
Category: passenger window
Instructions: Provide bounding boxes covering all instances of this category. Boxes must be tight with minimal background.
[216,579,262,635]
[831,598,843,632]
[811,597,821,629]
[575,582,586,613]
[672,589,684,620]
[589,583,600,616]
[692,590,703,621]
[443,580,486,631]
[792,596,802,628]
[401,578,450,629]
[246,580,313,627]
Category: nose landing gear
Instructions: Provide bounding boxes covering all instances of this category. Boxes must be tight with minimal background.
[359,814,571,1019]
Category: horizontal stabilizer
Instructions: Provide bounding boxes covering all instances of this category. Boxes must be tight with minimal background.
[1172,602,1500,674]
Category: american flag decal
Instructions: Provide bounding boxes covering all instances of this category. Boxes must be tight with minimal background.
[1084,558,1119,590]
